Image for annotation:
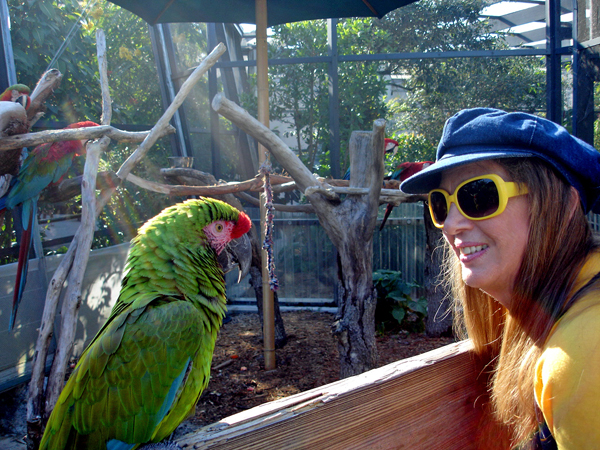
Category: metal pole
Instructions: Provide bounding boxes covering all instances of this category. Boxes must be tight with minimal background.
[256,0,276,370]
[0,0,16,87]
[327,19,340,179]
[545,0,562,123]
[208,23,222,178]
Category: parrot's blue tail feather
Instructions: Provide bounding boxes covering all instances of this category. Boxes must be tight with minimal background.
[107,440,137,450]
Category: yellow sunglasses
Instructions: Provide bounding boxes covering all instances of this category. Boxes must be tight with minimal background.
[428,173,529,228]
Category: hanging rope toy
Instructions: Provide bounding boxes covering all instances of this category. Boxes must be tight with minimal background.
[259,161,279,291]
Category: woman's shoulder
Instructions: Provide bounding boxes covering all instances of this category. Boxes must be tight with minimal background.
[535,287,600,447]
[538,285,600,387]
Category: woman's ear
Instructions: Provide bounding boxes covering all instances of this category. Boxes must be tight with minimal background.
[568,186,581,220]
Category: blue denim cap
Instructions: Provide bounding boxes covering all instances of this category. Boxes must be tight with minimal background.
[400,108,600,214]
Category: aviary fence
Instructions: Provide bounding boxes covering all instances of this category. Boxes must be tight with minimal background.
[226,202,427,306]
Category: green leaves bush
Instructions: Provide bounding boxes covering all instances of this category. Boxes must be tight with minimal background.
[373,269,427,333]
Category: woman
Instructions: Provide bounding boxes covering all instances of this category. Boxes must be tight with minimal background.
[400,108,600,449]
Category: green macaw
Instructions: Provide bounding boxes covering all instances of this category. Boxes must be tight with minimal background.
[40,198,252,450]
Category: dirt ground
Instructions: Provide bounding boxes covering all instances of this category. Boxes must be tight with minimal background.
[180,310,456,432]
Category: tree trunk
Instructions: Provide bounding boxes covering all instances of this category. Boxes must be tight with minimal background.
[423,207,453,337]
[333,247,378,378]
[318,127,384,378]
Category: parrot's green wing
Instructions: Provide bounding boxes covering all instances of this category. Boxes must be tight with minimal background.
[40,294,219,450]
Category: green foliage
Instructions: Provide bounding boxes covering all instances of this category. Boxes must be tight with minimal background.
[261,0,547,175]
[2,0,174,261]
[9,0,162,125]
[375,0,547,142]
[266,19,389,176]
[373,269,427,333]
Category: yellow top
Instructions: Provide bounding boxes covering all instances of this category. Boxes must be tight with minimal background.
[535,252,600,449]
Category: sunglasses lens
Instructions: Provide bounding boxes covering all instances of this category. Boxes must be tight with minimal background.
[429,191,448,225]
[457,178,500,218]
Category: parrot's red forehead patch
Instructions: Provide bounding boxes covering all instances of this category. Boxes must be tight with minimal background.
[232,211,251,239]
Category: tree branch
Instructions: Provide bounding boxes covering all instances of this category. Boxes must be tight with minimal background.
[27,69,63,126]
[97,29,112,126]
[0,125,176,151]
[116,43,226,180]
[211,93,323,196]
[45,136,110,416]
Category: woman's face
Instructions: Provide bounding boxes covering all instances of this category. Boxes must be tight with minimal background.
[439,160,530,308]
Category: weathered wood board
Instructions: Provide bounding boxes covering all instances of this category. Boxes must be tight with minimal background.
[178,340,487,450]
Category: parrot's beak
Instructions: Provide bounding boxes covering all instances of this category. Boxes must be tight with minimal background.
[218,233,252,282]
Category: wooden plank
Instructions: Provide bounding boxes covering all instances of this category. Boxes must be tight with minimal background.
[178,340,487,450]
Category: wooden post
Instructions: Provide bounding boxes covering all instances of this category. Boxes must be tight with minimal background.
[256,0,276,370]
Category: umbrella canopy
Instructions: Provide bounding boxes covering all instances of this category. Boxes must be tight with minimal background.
[109,0,417,26]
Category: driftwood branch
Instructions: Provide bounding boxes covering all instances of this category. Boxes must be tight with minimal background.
[236,191,315,212]
[0,125,176,151]
[212,93,322,196]
[116,43,226,180]
[26,32,114,441]
[134,168,421,205]
[97,30,112,126]
[27,69,63,125]
[45,136,110,416]
[46,33,113,417]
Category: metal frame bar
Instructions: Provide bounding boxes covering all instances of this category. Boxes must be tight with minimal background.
[546,0,563,123]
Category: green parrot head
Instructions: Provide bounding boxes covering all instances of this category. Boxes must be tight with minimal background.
[120,198,252,306]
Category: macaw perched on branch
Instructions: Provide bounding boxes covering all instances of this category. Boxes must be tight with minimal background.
[342,137,399,180]
[0,83,30,101]
[379,161,433,231]
[3,121,99,330]
[0,83,31,109]
[40,198,252,450]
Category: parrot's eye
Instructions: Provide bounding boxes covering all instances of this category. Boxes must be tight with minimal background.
[215,223,224,232]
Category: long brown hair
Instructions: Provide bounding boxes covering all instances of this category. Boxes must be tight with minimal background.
[446,158,598,447]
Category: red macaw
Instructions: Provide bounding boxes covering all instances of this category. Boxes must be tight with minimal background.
[380,161,433,231]
[0,83,31,109]
[343,138,399,180]
[4,121,99,330]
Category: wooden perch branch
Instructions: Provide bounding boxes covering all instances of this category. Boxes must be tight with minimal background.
[212,93,323,196]
[116,43,226,180]
[45,135,110,415]
[130,168,421,206]
[27,69,63,126]
[0,125,176,151]
[236,191,315,212]
[97,29,112,126]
